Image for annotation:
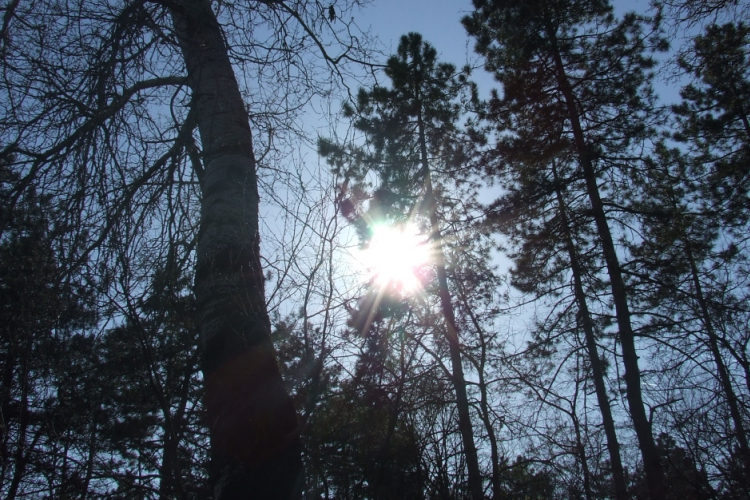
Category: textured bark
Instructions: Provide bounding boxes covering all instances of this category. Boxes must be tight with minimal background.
[546,22,666,500]
[551,162,628,500]
[171,1,302,498]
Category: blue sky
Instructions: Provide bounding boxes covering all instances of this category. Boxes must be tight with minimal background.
[355,0,496,100]
[358,0,477,66]
[355,0,660,101]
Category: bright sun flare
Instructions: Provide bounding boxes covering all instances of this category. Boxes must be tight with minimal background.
[360,223,432,293]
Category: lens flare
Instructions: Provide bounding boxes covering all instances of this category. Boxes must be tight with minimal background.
[361,223,431,293]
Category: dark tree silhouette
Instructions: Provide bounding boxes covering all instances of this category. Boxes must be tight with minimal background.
[0,0,367,498]
[464,1,669,497]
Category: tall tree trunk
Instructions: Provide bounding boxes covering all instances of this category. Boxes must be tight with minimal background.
[685,240,750,476]
[457,280,502,500]
[571,408,593,500]
[719,339,750,399]
[552,161,628,500]
[80,420,97,500]
[7,339,31,500]
[374,328,407,497]
[417,100,484,500]
[545,22,665,500]
[170,2,302,499]
[0,343,16,487]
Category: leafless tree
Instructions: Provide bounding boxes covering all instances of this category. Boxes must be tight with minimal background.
[0,0,371,498]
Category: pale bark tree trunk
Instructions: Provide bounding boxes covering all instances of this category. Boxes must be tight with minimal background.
[170,1,303,498]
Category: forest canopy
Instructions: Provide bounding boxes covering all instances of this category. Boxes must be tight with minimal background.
[1,0,750,499]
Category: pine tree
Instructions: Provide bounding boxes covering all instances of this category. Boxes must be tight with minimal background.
[464,1,668,497]
[320,33,487,500]
[631,144,750,486]
[482,145,627,498]
[0,159,98,498]
[628,21,750,488]
[673,22,750,237]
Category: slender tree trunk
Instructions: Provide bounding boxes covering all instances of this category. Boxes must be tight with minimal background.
[374,328,407,497]
[552,162,628,500]
[417,100,484,500]
[80,420,97,500]
[709,326,750,399]
[571,409,593,500]
[475,342,501,500]
[7,340,30,500]
[685,240,750,476]
[156,345,198,500]
[457,281,502,500]
[159,432,182,500]
[723,342,750,398]
[170,2,302,499]
[428,163,484,500]
[0,343,16,486]
[546,23,665,500]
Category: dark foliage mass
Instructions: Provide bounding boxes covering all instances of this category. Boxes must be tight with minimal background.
[2,0,750,499]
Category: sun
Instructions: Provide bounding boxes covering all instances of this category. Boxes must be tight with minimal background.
[360,223,432,293]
